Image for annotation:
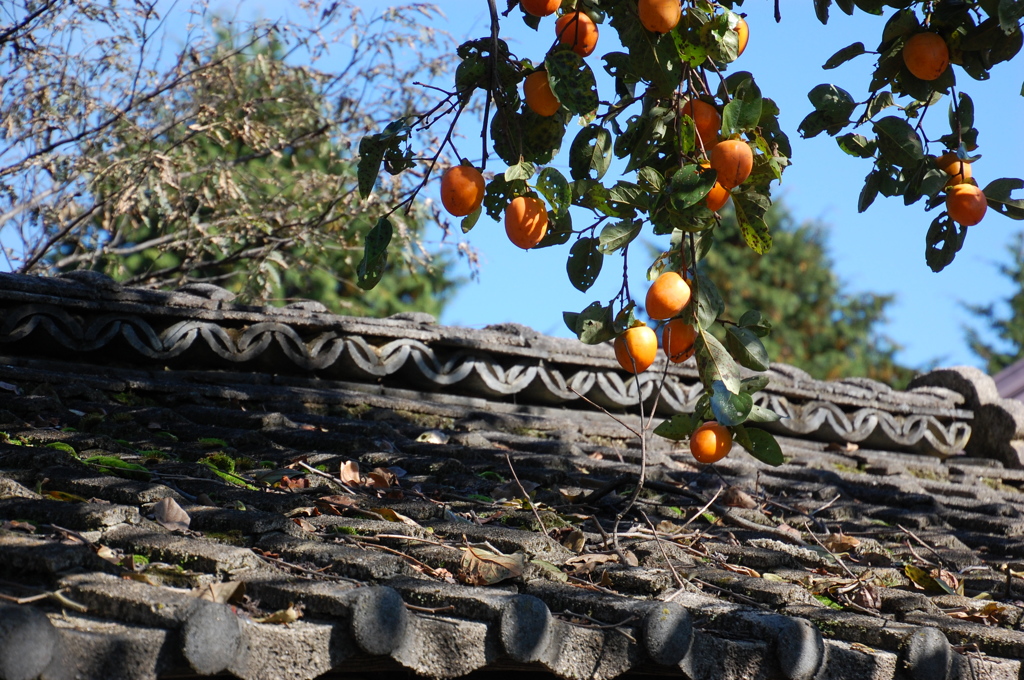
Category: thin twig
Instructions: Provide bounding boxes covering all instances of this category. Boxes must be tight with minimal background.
[639,509,687,590]
[505,453,549,537]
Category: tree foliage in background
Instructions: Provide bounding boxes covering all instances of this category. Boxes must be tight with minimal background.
[1,1,464,316]
[964,232,1024,374]
[700,203,915,388]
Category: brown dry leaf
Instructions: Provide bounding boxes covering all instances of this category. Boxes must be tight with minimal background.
[492,480,539,501]
[722,563,761,578]
[366,468,398,489]
[44,490,89,502]
[905,563,957,594]
[253,603,302,625]
[277,475,309,490]
[370,507,421,527]
[825,442,859,453]
[946,601,1006,625]
[284,506,320,518]
[2,520,37,533]
[776,523,803,541]
[722,486,758,509]
[565,553,619,575]
[153,497,190,532]
[340,460,361,485]
[561,529,586,553]
[587,451,604,460]
[95,545,120,564]
[623,550,639,567]
[196,493,218,507]
[194,581,247,605]
[291,517,317,533]
[458,546,526,585]
[822,532,861,553]
[315,495,358,515]
[655,520,684,535]
[849,583,882,610]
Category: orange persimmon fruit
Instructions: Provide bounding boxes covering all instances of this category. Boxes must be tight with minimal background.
[710,139,753,189]
[614,324,658,374]
[690,421,733,464]
[645,271,692,320]
[638,0,681,33]
[903,32,949,81]
[682,98,721,152]
[735,16,749,56]
[945,184,987,226]
[521,0,560,16]
[440,165,485,217]
[935,152,972,187]
[504,196,549,249]
[524,71,561,117]
[663,318,697,363]
[555,11,599,57]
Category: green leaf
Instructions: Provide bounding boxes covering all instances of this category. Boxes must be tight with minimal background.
[837,133,877,158]
[536,168,571,215]
[84,455,152,481]
[734,426,785,466]
[608,181,650,215]
[566,238,604,292]
[483,175,527,220]
[904,563,956,594]
[998,0,1024,34]
[863,91,895,121]
[357,217,392,290]
[461,207,481,234]
[733,190,773,254]
[823,42,867,69]
[569,125,613,181]
[695,330,741,393]
[948,92,975,133]
[654,413,699,441]
[536,210,573,248]
[598,219,642,254]
[738,309,772,337]
[814,0,831,23]
[725,325,771,371]
[984,178,1024,220]
[740,375,771,393]
[637,166,665,193]
[925,212,968,272]
[573,301,615,345]
[873,115,924,167]
[357,119,411,199]
[694,272,725,329]
[505,161,536,181]
[722,78,763,137]
[859,170,881,212]
[668,164,716,212]
[747,404,783,423]
[546,50,599,115]
[710,380,753,427]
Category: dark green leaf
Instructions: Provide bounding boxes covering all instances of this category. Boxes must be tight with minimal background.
[483,175,527,220]
[925,212,968,272]
[608,181,650,214]
[837,133,877,158]
[814,0,831,23]
[733,190,773,254]
[569,125,613,181]
[461,207,481,234]
[694,272,725,329]
[722,78,763,136]
[873,115,924,167]
[546,50,600,115]
[863,91,895,121]
[536,210,573,248]
[725,325,771,371]
[357,217,393,290]
[734,426,785,466]
[984,178,1024,219]
[598,220,642,254]
[881,9,919,44]
[948,92,975,133]
[823,42,867,69]
[574,301,615,344]
[738,309,773,337]
[654,413,699,441]
[357,119,411,199]
[566,238,603,292]
[740,375,771,393]
[710,380,754,426]
[537,168,571,215]
[668,164,716,212]
[505,161,536,181]
[999,0,1024,34]
[696,330,742,393]
[859,170,881,212]
[808,84,856,118]
[637,167,665,193]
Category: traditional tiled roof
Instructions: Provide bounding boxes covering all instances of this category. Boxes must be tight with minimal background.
[0,271,1023,680]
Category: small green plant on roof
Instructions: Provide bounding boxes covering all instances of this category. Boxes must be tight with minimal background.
[84,455,152,482]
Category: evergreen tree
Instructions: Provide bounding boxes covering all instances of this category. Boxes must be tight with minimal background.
[963,233,1024,374]
[699,203,916,387]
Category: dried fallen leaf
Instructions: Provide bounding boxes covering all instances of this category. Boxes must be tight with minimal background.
[370,507,421,527]
[315,495,358,515]
[459,546,526,585]
[416,430,449,444]
[2,520,36,533]
[366,468,398,489]
[284,507,320,518]
[277,475,309,490]
[153,497,190,532]
[822,532,861,553]
[722,563,761,578]
[825,442,859,453]
[340,460,361,485]
[194,581,247,605]
[561,529,586,553]
[587,452,604,460]
[253,603,302,625]
[722,486,758,509]
[564,553,619,575]
[492,480,539,501]
[905,563,957,595]
[291,517,317,532]
[531,559,569,582]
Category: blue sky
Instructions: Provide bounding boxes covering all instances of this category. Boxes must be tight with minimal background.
[371,1,1024,373]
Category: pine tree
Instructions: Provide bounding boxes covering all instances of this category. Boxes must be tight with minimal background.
[699,203,915,387]
[963,233,1024,374]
